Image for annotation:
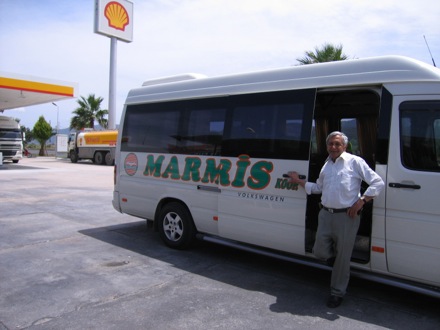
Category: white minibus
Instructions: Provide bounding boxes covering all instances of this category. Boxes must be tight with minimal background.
[113,56,440,298]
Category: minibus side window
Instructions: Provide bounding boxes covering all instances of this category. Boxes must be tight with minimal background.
[183,105,225,156]
[121,104,180,153]
[222,89,314,160]
[400,101,440,172]
[340,118,360,155]
[435,120,440,165]
[121,99,227,155]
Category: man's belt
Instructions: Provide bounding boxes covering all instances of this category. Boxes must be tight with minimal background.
[321,206,349,214]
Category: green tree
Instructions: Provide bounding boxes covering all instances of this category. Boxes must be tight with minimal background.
[70,94,108,130]
[296,43,349,65]
[32,116,54,156]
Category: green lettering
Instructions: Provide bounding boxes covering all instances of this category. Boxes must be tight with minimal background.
[231,154,251,188]
[274,177,299,191]
[143,154,165,177]
[201,158,232,185]
[247,161,273,189]
[162,156,181,179]
[181,157,202,182]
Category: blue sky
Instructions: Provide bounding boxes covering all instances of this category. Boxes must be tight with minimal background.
[1,0,439,129]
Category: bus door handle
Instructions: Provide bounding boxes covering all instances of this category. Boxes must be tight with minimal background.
[197,185,221,193]
[283,174,306,180]
[388,182,421,190]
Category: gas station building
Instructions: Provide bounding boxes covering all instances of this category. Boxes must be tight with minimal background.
[0,71,77,112]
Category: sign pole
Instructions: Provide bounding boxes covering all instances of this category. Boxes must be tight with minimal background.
[94,0,133,130]
[108,37,117,130]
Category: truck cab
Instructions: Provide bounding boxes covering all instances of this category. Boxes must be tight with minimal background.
[0,116,23,163]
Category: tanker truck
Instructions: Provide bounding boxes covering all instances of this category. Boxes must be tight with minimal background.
[68,130,117,165]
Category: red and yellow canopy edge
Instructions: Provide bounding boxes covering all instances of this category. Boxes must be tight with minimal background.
[0,77,75,97]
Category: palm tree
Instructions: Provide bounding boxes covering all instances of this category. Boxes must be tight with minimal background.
[296,43,349,65]
[70,94,108,130]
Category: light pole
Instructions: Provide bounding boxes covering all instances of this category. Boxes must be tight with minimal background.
[51,102,59,134]
[52,102,59,158]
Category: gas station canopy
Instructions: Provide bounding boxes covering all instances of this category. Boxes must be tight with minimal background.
[0,72,78,111]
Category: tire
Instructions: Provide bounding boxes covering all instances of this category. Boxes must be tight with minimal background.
[104,152,114,166]
[70,151,78,163]
[158,202,196,250]
[94,151,104,165]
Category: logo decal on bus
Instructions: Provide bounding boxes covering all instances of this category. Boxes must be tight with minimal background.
[143,154,273,190]
[237,192,285,202]
[124,153,138,176]
[274,178,300,191]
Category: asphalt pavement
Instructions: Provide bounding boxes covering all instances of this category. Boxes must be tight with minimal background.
[0,157,439,330]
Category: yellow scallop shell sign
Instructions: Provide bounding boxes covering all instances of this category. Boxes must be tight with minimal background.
[104,1,129,31]
[94,0,133,42]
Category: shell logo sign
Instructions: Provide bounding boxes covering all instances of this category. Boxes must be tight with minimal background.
[94,0,133,43]
[105,2,129,31]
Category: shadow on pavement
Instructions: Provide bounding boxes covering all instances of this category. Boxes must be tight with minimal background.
[79,221,440,327]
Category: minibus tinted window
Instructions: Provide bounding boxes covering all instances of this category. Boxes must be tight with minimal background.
[121,89,314,159]
[341,118,360,155]
[121,99,226,155]
[184,104,225,156]
[400,101,440,172]
[121,103,180,153]
[222,89,314,160]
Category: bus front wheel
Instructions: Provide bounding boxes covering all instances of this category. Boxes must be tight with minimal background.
[158,202,196,250]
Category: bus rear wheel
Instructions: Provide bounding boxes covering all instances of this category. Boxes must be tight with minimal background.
[158,202,196,250]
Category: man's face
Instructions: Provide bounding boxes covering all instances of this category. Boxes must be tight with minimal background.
[326,135,347,160]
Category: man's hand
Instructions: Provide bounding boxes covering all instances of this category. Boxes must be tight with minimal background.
[348,199,364,218]
[287,171,306,188]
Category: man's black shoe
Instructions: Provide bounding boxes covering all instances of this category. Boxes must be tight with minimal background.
[326,295,343,308]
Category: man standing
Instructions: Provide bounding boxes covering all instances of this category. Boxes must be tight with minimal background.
[288,131,384,308]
